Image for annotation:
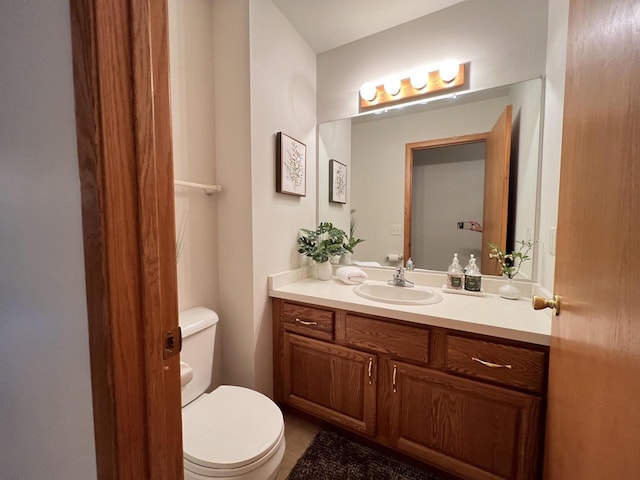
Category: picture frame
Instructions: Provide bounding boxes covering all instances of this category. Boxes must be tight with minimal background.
[276,132,306,196]
[329,159,347,204]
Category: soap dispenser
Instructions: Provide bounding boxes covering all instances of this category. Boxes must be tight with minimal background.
[406,257,415,270]
[464,255,482,292]
[446,253,464,289]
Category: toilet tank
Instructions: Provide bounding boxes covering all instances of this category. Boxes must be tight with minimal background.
[179,307,219,407]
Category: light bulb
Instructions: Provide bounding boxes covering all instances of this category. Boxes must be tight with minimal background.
[359,82,377,102]
[439,61,460,83]
[383,77,401,96]
[409,69,428,90]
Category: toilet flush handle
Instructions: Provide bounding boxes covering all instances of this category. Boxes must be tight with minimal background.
[180,362,194,387]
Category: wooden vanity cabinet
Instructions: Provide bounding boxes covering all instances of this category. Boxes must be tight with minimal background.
[282,332,377,436]
[382,359,541,480]
[273,299,548,480]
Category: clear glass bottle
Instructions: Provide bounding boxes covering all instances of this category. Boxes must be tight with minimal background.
[446,253,464,289]
[464,255,482,292]
[406,257,414,270]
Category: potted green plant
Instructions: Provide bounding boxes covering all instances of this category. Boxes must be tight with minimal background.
[297,222,347,280]
[487,240,535,299]
[340,235,364,265]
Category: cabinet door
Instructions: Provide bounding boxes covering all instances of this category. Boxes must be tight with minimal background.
[283,332,377,436]
[385,360,541,480]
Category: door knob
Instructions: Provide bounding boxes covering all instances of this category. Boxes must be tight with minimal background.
[532,295,560,316]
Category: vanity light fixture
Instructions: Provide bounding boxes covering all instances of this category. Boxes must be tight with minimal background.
[439,60,460,83]
[409,68,429,90]
[359,82,378,102]
[359,61,465,112]
[383,76,402,96]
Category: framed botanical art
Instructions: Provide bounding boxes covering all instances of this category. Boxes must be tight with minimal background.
[276,132,306,196]
[329,159,347,204]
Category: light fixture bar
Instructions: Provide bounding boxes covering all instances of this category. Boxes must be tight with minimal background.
[359,63,465,111]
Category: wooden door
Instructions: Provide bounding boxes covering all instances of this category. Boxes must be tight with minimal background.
[481,105,512,276]
[70,0,183,478]
[543,0,640,478]
[283,332,377,436]
[386,360,541,480]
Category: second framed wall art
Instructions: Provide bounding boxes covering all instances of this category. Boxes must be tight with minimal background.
[329,159,347,204]
[276,132,306,196]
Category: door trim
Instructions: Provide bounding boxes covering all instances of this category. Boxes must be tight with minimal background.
[69,0,182,478]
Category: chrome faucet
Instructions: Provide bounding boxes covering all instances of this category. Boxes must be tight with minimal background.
[388,266,415,287]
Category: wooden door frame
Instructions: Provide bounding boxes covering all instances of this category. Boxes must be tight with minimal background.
[404,133,488,268]
[69,0,183,478]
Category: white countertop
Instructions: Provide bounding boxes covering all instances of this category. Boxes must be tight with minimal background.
[268,268,552,346]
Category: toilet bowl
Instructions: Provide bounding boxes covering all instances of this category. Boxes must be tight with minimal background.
[180,308,285,479]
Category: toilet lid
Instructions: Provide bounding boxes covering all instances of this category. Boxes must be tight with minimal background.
[182,385,284,470]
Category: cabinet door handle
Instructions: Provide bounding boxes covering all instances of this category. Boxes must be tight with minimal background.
[392,364,397,393]
[368,358,373,385]
[295,318,318,326]
[471,357,512,369]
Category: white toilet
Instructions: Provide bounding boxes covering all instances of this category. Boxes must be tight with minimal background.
[179,307,285,480]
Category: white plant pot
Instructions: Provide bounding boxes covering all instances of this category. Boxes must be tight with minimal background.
[317,261,332,281]
[499,277,521,300]
[340,252,353,265]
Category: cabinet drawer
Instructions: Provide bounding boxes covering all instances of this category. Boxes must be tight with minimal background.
[344,314,429,364]
[282,302,334,341]
[445,335,546,393]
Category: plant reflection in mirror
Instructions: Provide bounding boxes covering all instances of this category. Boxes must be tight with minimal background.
[488,240,535,279]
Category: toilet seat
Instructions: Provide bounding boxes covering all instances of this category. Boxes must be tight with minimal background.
[182,385,284,477]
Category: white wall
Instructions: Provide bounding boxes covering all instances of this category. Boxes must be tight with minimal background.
[0,1,96,478]
[317,0,549,122]
[537,0,569,290]
[169,0,222,386]
[351,96,509,266]
[249,0,317,394]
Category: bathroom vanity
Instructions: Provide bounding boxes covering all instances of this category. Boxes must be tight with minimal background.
[270,269,550,480]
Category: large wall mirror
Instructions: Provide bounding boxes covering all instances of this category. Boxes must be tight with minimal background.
[318,77,544,280]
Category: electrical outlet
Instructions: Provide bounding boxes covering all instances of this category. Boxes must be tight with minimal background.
[526,226,533,242]
[549,227,557,256]
[390,224,402,236]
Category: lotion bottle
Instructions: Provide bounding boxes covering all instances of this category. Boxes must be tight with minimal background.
[464,256,482,292]
[446,253,464,289]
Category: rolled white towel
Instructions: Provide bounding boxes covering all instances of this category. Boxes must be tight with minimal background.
[336,266,368,285]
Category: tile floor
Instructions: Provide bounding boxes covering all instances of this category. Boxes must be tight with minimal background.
[276,412,320,480]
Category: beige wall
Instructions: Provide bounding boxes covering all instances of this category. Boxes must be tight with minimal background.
[537,0,570,290]
[0,1,96,477]
[249,0,317,394]
[169,0,223,387]
[211,0,256,388]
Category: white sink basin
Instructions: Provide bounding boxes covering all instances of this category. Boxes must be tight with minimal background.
[353,282,442,305]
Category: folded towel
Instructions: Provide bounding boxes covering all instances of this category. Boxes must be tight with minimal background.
[336,266,368,285]
[353,261,381,267]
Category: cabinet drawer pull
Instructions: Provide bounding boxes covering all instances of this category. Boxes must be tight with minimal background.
[472,357,512,369]
[295,318,318,326]
[368,358,373,385]
[392,364,397,393]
